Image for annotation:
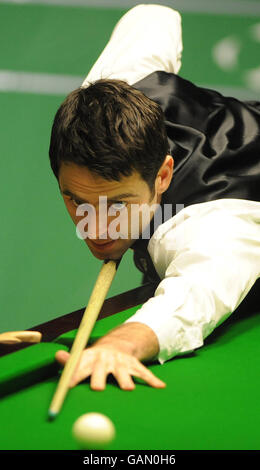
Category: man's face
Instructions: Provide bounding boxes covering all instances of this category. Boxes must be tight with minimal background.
[58,162,163,260]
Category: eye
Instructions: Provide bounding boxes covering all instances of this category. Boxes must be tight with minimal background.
[71,198,81,208]
[70,198,86,208]
[110,201,127,211]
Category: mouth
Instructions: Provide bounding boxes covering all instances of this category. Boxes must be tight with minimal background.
[89,239,117,252]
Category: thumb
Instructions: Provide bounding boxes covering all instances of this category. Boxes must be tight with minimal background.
[55,349,70,365]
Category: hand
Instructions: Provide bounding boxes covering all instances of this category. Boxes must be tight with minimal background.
[55,345,166,391]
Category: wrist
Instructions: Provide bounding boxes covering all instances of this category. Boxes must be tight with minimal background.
[92,322,159,362]
[94,331,137,356]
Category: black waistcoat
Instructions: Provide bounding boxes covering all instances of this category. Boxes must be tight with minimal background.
[130,71,260,283]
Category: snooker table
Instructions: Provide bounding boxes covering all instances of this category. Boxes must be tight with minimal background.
[0,281,260,452]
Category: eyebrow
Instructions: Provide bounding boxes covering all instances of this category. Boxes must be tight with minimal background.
[61,189,140,204]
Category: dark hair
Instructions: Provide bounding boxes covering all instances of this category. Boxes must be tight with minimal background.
[49,79,170,193]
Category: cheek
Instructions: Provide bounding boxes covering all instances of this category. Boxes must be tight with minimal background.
[63,200,79,224]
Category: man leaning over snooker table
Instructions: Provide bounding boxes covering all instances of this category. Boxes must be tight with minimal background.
[48,5,260,392]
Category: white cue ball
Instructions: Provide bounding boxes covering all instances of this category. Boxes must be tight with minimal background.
[72,413,116,449]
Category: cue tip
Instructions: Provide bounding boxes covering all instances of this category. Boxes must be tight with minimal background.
[48,410,58,421]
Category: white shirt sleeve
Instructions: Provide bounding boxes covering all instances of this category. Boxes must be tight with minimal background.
[81,4,183,88]
[125,199,260,364]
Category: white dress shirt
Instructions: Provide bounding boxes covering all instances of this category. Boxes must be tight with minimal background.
[81,4,183,87]
[125,199,260,363]
[81,5,260,363]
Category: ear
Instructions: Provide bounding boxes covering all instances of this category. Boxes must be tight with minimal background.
[156,155,174,195]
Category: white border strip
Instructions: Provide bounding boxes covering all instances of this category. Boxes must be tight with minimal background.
[0,0,260,16]
[0,69,259,101]
[0,70,84,95]
[198,83,260,101]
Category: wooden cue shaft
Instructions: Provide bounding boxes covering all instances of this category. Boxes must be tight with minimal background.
[48,259,120,419]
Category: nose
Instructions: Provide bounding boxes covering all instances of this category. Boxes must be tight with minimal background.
[95,212,109,240]
[84,216,109,241]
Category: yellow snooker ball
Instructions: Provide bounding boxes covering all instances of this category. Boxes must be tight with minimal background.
[72,413,116,449]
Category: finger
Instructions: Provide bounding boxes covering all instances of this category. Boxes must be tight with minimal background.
[131,364,166,388]
[90,362,109,391]
[114,367,136,391]
[70,369,92,388]
[55,350,70,365]
[70,354,95,387]
[55,350,84,386]
[56,350,95,387]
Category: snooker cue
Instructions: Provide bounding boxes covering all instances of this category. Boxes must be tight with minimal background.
[48,258,121,420]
